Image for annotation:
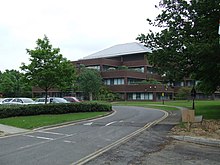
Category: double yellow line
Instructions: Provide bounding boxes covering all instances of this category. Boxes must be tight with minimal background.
[72,109,168,165]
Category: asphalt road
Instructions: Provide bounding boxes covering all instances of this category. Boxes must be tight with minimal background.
[0,106,165,165]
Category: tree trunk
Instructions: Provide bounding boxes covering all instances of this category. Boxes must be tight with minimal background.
[89,92,93,101]
[45,88,48,104]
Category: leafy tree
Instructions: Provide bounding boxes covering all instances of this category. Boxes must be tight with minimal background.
[176,87,191,100]
[0,70,32,97]
[21,35,76,103]
[77,68,102,101]
[137,0,220,94]
[97,86,120,101]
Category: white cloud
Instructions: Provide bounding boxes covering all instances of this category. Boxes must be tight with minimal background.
[0,0,160,71]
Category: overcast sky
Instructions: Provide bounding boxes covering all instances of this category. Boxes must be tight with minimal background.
[0,0,161,72]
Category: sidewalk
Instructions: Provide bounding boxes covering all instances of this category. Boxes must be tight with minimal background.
[0,124,28,136]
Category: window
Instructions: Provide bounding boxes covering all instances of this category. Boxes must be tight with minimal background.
[86,65,100,71]
[129,67,144,73]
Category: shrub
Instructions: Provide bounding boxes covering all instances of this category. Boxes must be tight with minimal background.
[0,102,112,119]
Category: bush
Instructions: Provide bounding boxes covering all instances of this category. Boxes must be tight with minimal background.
[0,102,112,119]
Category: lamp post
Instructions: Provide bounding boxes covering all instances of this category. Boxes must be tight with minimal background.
[191,86,196,110]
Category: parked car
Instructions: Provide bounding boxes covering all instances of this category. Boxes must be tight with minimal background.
[2,98,35,105]
[35,97,69,104]
[0,98,13,105]
[63,96,80,103]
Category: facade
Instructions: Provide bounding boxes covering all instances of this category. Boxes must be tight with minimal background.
[73,42,174,101]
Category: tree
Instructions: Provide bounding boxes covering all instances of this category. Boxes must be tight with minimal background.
[97,86,120,101]
[77,68,102,101]
[21,35,76,103]
[137,0,220,94]
[0,70,32,97]
[176,87,191,100]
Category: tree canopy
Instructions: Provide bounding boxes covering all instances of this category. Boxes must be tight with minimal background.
[77,68,102,101]
[21,35,76,102]
[0,70,31,97]
[137,0,220,94]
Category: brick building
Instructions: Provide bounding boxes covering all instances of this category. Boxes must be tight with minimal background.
[73,42,174,101]
[33,42,216,101]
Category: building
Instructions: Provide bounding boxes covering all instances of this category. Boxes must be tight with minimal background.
[73,42,174,101]
[33,42,218,100]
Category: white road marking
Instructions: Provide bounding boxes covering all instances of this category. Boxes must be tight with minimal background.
[63,140,76,144]
[36,136,54,140]
[37,131,66,136]
[19,141,48,150]
[24,134,54,140]
[105,121,117,126]
[83,122,93,126]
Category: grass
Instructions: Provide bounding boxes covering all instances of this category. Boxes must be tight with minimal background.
[113,100,220,119]
[0,112,108,129]
[1,100,219,129]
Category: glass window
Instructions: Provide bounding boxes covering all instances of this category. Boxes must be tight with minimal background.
[86,65,100,71]
[141,93,144,100]
[149,93,153,100]
[128,93,153,100]
[136,93,141,100]
[132,93,136,100]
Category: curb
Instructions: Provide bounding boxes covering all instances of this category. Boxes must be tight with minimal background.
[0,111,114,137]
[33,110,115,131]
[171,135,220,147]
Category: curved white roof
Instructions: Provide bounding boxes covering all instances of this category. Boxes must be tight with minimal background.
[83,42,151,60]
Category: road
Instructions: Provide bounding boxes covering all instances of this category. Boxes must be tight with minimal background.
[0,106,165,165]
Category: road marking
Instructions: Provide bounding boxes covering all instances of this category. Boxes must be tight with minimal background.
[37,131,67,136]
[19,133,77,150]
[63,140,76,144]
[71,109,169,165]
[83,122,93,126]
[105,121,117,126]
[24,134,54,140]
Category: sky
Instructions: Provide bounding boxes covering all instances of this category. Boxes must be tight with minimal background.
[0,0,161,72]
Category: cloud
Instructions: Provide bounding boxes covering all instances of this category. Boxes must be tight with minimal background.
[0,0,160,71]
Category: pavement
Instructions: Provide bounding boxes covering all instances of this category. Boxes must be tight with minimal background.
[0,124,28,136]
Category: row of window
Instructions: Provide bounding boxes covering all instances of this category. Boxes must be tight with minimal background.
[86,65,145,73]
[127,93,153,100]
[104,78,125,85]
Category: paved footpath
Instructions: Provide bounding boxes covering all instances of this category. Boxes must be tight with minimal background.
[0,124,28,135]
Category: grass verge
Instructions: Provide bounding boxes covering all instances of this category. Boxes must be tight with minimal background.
[113,100,220,119]
[0,112,108,129]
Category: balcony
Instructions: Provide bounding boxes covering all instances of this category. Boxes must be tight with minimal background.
[123,60,147,67]
[101,70,146,79]
[106,84,174,93]
[74,58,121,66]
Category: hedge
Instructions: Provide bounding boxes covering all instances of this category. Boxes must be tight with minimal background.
[0,102,112,119]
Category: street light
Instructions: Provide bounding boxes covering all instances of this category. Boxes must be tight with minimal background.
[191,86,196,110]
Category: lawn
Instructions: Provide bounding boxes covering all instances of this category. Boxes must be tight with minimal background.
[0,112,108,129]
[113,100,220,119]
[0,100,219,129]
